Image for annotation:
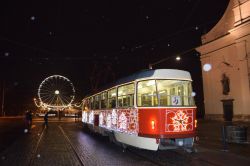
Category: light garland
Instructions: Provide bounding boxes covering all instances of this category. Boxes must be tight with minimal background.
[82,108,138,135]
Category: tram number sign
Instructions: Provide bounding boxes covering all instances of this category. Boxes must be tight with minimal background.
[171,96,181,106]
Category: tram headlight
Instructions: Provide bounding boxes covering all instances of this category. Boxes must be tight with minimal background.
[176,139,184,146]
[178,140,184,146]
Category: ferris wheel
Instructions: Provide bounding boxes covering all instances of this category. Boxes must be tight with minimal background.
[37,75,75,109]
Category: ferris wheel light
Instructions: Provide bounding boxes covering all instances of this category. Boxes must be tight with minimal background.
[37,75,75,109]
[55,90,60,95]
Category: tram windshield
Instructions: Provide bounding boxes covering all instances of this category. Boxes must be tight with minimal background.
[137,79,194,107]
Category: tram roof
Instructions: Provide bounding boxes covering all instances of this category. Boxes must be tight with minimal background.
[85,69,192,98]
[115,69,192,85]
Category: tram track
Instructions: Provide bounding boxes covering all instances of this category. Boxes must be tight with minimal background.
[28,125,84,166]
[126,146,188,166]
[126,148,165,166]
[58,125,85,166]
[28,126,46,166]
[127,146,222,166]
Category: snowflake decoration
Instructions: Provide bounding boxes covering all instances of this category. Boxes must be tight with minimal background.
[106,114,111,128]
[89,111,94,124]
[99,112,103,126]
[171,111,188,131]
[82,111,88,123]
[111,109,117,125]
[118,112,127,131]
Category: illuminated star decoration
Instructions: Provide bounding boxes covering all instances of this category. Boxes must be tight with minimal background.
[171,110,189,131]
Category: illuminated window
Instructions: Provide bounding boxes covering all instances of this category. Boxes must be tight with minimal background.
[137,80,158,107]
[94,95,100,109]
[118,83,134,108]
[83,98,90,110]
[108,88,117,108]
[90,97,94,109]
[100,92,108,109]
[156,80,194,106]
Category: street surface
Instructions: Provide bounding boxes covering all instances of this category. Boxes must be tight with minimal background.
[0,117,250,166]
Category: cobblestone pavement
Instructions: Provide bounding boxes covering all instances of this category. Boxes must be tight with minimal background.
[1,118,250,166]
[0,121,43,166]
[0,117,25,152]
[0,122,155,166]
[60,123,156,166]
[196,120,250,158]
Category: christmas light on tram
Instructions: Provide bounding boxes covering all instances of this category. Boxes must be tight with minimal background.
[82,69,197,151]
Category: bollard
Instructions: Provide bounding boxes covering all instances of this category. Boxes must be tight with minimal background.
[221,125,228,152]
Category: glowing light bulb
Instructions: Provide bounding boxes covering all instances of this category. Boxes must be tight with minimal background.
[203,63,212,72]
[55,90,60,95]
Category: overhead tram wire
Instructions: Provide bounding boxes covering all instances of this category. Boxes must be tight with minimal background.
[0,35,56,57]
[148,45,200,69]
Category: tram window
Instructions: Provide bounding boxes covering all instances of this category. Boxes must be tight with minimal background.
[137,80,158,107]
[158,90,168,106]
[118,83,134,108]
[156,80,194,106]
[108,88,117,108]
[86,98,91,109]
[101,92,108,109]
[82,99,86,110]
[83,99,89,110]
[90,97,94,109]
[94,95,100,109]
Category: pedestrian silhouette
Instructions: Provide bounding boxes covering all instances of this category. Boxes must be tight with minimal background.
[44,112,49,128]
[25,110,32,132]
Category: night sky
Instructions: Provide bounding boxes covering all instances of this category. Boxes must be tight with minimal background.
[0,0,229,115]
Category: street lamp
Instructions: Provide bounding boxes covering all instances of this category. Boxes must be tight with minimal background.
[176,56,181,61]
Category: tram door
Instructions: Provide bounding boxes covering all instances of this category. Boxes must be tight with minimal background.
[94,114,99,126]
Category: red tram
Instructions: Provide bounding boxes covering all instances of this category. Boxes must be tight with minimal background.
[82,69,197,151]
